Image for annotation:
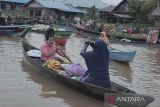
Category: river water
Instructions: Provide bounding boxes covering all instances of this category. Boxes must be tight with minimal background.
[0,32,159,107]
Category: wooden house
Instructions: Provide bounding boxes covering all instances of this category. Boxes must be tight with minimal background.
[99,0,134,23]
[113,0,130,14]
[24,0,84,20]
[0,0,29,11]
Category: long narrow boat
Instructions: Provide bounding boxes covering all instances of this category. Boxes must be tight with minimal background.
[110,40,160,48]
[110,32,147,43]
[115,35,146,43]
[31,31,68,46]
[23,41,154,107]
[71,24,100,37]
[0,25,32,37]
[109,48,136,62]
[31,29,72,36]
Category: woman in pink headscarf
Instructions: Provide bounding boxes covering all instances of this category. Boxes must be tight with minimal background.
[146,28,158,44]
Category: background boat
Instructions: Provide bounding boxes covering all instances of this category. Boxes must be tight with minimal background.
[110,32,147,43]
[71,24,100,37]
[32,24,73,37]
[0,25,32,37]
[31,29,72,37]
[109,47,136,62]
[54,35,68,46]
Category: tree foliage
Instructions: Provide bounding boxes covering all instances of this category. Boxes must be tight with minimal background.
[128,0,143,17]
[141,0,158,16]
[128,0,159,23]
[85,5,97,20]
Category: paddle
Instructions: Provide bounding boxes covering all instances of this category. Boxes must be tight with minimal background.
[57,48,73,64]
[109,46,120,51]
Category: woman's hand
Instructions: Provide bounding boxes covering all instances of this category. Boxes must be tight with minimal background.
[85,41,90,45]
[57,49,65,57]
[90,41,95,48]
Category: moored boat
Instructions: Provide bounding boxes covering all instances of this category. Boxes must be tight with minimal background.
[110,32,147,43]
[22,41,154,107]
[54,36,68,46]
[30,31,68,46]
[71,24,100,37]
[109,48,136,62]
[0,25,32,37]
[32,29,72,36]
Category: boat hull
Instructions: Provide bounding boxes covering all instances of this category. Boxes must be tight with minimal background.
[115,35,146,42]
[71,24,100,37]
[32,29,72,36]
[54,36,68,46]
[110,32,147,43]
[109,51,136,62]
[0,25,32,37]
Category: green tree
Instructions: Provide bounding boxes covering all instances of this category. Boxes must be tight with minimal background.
[141,0,158,22]
[128,0,159,23]
[85,5,97,21]
[128,0,143,19]
[128,0,143,18]
[141,0,158,15]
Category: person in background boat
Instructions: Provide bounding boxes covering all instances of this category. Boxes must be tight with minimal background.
[7,16,12,24]
[144,27,150,35]
[146,28,158,44]
[151,28,159,44]
[116,24,124,32]
[158,28,160,43]
[127,27,132,36]
[40,25,65,61]
[0,16,7,25]
[116,21,120,27]
[45,24,55,37]
[95,23,102,32]
[80,32,111,88]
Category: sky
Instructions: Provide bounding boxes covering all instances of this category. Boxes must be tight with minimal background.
[102,0,122,5]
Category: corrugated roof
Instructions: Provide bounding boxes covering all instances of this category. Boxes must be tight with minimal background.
[64,4,85,13]
[152,6,160,16]
[36,0,84,13]
[113,0,128,11]
[0,0,30,4]
[63,0,108,9]
[100,5,115,12]
[113,13,133,18]
[38,0,69,10]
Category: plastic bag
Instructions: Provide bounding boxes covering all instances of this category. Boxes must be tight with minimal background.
[61,64,87,77]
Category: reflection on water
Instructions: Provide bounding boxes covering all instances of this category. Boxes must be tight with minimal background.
[0,32,160,107]
[110,61,133,84]
[22,60,103,107]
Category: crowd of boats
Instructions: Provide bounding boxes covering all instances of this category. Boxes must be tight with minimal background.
[1,19,158,107]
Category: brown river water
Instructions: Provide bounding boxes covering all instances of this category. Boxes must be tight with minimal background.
[0,31,160,107]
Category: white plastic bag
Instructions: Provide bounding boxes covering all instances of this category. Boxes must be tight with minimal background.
[27,50,41,57]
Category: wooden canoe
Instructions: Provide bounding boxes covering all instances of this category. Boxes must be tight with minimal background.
[31,29,72,36]
[31,31,68,46]
[0,25,32,37]
[116,35,146,43]
[71,24,100,37]
[22,41,154,107]
[109,48,136,62]
[110,40,160,49]
[110,32,147,43]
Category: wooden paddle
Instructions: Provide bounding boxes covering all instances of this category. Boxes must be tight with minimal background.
[57,48,72,64]
[108,46,122,52]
